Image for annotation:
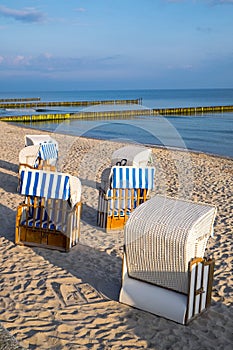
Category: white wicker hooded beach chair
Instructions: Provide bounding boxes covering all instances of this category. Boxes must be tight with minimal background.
[25,134,59,150]
[111,145,152,167]
[97,166,155,230]
[119,195,217,324]
[16,169,82,252]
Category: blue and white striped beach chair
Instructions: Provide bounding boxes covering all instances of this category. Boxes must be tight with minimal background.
[16,169,82,251]
[19,142,58,173]
[97,166,155,230]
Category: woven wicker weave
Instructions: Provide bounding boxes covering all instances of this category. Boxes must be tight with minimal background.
[124,195,216,294]
[111,145,152,167]
[25,134,59,150]
[19,145,40,169]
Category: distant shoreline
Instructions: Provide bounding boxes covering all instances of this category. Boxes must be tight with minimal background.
[5,121,233,161]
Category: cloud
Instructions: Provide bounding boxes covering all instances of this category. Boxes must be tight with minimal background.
[13,55,26,64]
[207,0,233,4]
[0,53,124,78]
[74,8,87,12]
[0,5,46,23]
[215,0,233,3]
[0,54,87,70]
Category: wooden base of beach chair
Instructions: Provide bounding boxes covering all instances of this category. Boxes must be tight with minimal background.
[97,203,131,231]
[119,254,215,325]
[107,216,128,231]
[16,226,70,252]
[97,187,149,231]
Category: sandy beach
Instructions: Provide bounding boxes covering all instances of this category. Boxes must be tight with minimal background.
[0,120,232,350]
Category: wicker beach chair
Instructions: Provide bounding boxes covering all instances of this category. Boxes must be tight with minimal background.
[25,134,59,150]
[19,142,58,172]
[111,145,152,167]
[119,195,217,324]
[97,166,155,231]
[15,169,82,252]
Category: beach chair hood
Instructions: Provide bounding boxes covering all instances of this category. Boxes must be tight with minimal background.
[19,169,81,206]
[111,166,155,189]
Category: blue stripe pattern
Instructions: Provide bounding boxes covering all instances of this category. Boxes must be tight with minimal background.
[20,170,70,200]
[38,143,58,160]
[111,166,155,189]
[107,189,137,211]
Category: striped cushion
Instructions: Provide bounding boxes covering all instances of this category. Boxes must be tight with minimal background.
[19,170,70,200]
[38,143,58,161]
[22,199,67,232]
[111,167,155,189]
[21,217,65,231]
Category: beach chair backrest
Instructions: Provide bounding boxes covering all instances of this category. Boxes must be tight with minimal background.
[111,166,155,189]
[38,142,58,161]
[19,169,70,200]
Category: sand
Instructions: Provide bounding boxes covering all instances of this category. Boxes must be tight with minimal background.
[0,121,232,350]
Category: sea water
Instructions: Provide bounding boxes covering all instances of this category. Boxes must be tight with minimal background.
[1,89,233,158]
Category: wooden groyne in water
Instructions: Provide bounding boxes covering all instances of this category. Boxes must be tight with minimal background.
[0,97,41,103]
[0,98,141,109]
[156,105,233,115]
[1,104,233,122]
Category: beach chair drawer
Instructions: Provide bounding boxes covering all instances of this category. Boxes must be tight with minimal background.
[17,226,70,252]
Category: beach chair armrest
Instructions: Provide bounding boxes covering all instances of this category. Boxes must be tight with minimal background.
[16,204,28,225]
[67,201,81,216]
[19,163,36,170]
[98,187,108,199]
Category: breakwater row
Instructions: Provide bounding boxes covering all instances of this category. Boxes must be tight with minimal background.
[0,98,141,109]
[1,104,233,122]
[156,105,233,115]
[0,97,41,103]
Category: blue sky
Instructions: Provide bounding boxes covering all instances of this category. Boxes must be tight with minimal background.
[0,0,233,91]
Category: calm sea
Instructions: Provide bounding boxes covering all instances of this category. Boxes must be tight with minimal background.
[1,89,233,159]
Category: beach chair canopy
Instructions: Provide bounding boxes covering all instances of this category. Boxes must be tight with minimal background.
[19,169,81,205]
[99,166,155,192]
[25,134,59,151]
[110,166,155,190]
[124,195,216,294]
[111,145,152,167]
[38,142,58,161]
